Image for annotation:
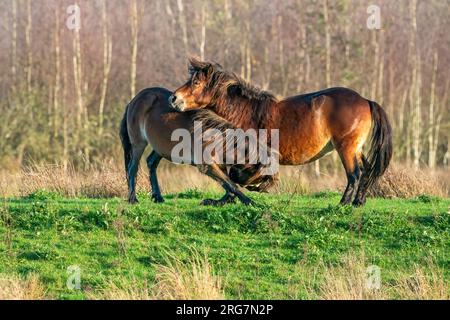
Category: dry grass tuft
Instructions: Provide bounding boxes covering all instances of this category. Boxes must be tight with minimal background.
[394,265,449,300]
[92,251,224,300]
[0,274,46,300]
[3,161,220,199]
[18,163,137,198]
[273,167,310,195]
[370,165,447,198]
[313,254,449,300]
[318,254,387,300]
[1,161,448,199]
[92,278,153,300]
[152,251,224,300]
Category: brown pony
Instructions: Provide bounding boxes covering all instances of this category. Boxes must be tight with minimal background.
[119,87,276,206]
[170,58,393,206]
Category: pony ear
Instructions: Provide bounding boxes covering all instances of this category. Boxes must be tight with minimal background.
[188,56,202,75]
[188,56,213,75]
[188,56,201,74]
[204,63,215,77]
[188,56,202,68]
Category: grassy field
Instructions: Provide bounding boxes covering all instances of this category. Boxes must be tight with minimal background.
[0,189,449,300]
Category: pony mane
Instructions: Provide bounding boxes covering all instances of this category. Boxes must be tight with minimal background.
[186,109,234,133]
[185,108,278,181]
[188,57,277,103]
[220,73,277,102]
[188,58,278,128]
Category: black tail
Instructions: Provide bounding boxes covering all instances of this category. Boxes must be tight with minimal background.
[362,100,393,190]
[119,104,132,179]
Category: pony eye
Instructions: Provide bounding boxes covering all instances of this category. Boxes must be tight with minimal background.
[193,80,200,86]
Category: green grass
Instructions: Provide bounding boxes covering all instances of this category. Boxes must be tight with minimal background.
[0,189,449,299]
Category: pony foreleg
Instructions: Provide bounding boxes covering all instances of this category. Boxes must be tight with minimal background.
[197,164,253,206]
[200,192,236,206]
[146,151,164,203]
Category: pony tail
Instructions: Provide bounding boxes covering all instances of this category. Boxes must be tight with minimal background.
[119,104,132,179]
[362,100,393,190]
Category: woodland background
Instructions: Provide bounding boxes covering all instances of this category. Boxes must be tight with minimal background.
[0,0,449,173]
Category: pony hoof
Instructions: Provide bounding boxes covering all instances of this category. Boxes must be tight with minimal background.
[339,198,352,206]
[128,198,139,204]
[151,194,164,203]
[200,199,222,206]
[240,198,254,206]
[352,199,366,207]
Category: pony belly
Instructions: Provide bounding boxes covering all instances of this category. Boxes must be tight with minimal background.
[279,136,334,165]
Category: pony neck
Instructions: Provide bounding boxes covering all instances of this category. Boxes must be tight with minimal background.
[212,94,274,130]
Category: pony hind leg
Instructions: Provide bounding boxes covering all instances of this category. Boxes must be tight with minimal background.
[146,151,164,203]
[352,155,370,207]
[127,144,146,204]
[197,164,251,206]
[336,145,363,205]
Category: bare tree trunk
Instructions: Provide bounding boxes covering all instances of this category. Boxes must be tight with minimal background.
[240,18,251,82]
[278,14,289,96]
[397,89,407,131]
[130,0,138,99]
[223,0,232,67]
[176,0,189,55]
[199,2,207,60]
[99,0,112,133]
[387,58,395,117]
[398,85,408,162]
[412,60,422,169]
[62,55,69,171]
[371,32,380,101]
[262,46,272,90]
[435,80,449,166]
[73,29,83,129]
[377,31,385,104]
[318,0,332,176]
[323,0,331,88]
[164,1,178,76]
[53,8,61,138]
[296,22,306,92]
[410,0,421,169]
[245,20,252,82]
[25,0,33,93]
[240,38,246,79]
[361,41,367,98]
[406,117,412,165]
[72,25,89,162]
[343,0,351,70]
[11,0,17,91]
[428,51,438,168]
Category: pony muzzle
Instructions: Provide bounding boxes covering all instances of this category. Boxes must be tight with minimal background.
[169,95,185,111]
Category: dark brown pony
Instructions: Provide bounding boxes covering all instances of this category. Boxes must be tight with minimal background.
[170,58,393,206]
[119,87,275,205]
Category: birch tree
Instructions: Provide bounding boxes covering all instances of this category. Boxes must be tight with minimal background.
[177,0,189,55]
[130,0,138,99]
[99,0,113,133]
[11,0,17,91]
[25,0,32,93]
